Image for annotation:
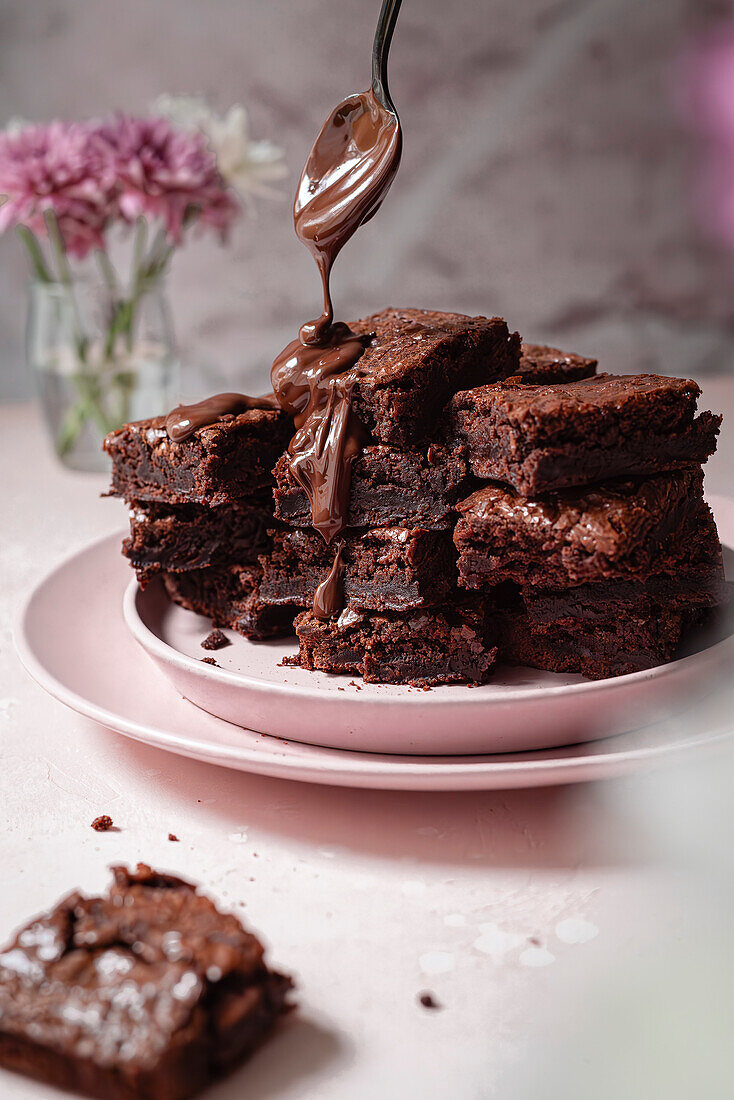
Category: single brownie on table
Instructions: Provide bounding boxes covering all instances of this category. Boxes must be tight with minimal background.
[449,373,721,495]
[454,469,720,590]
[290,603,498,686]
[273,443,467,530]
[0,864,292,1100]
[513,342,597,384]
[259,526,456,612]
[346,307,520,446]
[104,406,292,505]
[163,564,296,641]
[496,600,702,680]
[124,497,273,586]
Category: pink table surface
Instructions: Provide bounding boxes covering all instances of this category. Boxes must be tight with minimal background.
[2,385,733,1100]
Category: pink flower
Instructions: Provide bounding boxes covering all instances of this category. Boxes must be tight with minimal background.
[96,114,240,243]
[0,121,115,258]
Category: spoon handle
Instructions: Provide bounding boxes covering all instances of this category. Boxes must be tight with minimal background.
[372,0,403,109]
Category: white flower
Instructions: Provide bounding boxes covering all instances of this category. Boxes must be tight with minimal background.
[151,95,287,206]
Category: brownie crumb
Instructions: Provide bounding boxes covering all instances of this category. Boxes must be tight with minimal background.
[527,935,541,946]
[168,833,179,842]
[201,657,218,666]
[91,815,114,832]
[418,992,442,1010]
[201,628,230,651]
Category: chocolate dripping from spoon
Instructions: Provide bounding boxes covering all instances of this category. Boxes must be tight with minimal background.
[271,1,403,618]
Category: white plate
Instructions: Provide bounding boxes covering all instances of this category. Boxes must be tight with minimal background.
[13,508,734,790]
[122,495,734,755]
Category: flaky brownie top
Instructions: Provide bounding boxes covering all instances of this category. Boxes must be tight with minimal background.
[455,468,705,558]
[515,342,597,382]
[451,373,703,447]
[348,307,516,386]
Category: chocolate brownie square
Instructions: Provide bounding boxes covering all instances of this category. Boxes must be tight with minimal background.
[273,443,467,530]
[163,565,296,641]
[521,559,728,623]
[347,308,520,446]
[449,373,721,494]
[104,407,292,506]
[514,342,597,384]
[124,498,273,586]
[0,864,292,1100]
[454,469,719,590]
[259,526,456,612]
[292,603,498,686]
[497,601,700,679]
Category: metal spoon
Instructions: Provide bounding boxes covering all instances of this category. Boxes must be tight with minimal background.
[372,0,404,116]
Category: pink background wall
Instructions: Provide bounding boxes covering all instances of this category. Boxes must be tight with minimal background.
[1,0,732,400]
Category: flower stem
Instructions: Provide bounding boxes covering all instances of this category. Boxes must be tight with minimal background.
[16,226,52,282]
[96,249,119,298]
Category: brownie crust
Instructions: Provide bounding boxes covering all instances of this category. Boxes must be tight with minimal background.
[104,407,292,506]
[348,308,520,446]
[273,444,467,530]
[260,526,456,612]
[450,373,721,494]
[292,604,498,686]
[0,864,291,1100]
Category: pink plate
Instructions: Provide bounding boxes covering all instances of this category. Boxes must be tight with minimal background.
[12,497,734,788]
[121,494,734,755]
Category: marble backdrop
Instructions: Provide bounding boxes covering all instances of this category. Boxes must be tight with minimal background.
[0,0,732,401]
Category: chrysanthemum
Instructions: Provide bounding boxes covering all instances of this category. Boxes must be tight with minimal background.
[0,121,115,258]
[96,114,240,243]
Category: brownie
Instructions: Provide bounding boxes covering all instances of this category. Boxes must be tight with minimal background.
[497,602,701,680]
[273,443,467,530]
[260,526,456,612]
[522,560,728,623]
[163,564,296,641]
[454,469,719,590]
[514,342,597,384]
[0,864,292,1100]
[346,308,520,446]
[104,407,292,506]
[450,373,721,494]
[291,603,498,686]
[124,498,273,586]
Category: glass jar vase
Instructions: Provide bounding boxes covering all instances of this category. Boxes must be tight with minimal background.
[26,274,179,472]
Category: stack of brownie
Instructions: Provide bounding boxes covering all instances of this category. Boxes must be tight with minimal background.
[104,402,295,639]
[450,372,725,679]
[267,307,520,684]
[105,307,726,686]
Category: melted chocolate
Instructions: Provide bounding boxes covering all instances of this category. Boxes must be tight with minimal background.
[312,541,345,619]
[270,86,402,609]
[165,392,279,443]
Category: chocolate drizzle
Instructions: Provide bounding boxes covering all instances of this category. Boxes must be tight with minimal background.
[312,541,346,619]
[165,392,279,443]
[271,86,402,616]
